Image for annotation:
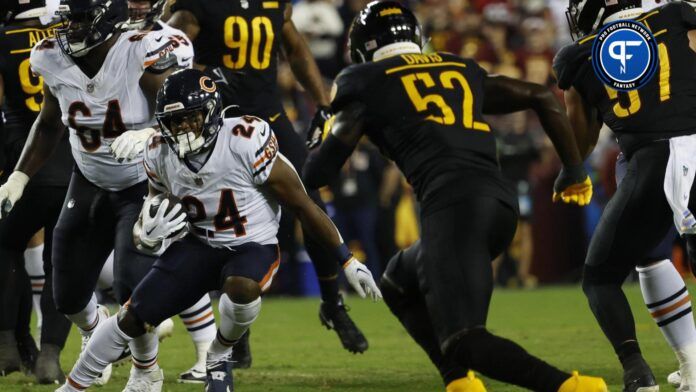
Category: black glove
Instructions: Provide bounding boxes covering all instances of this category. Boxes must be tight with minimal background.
[305,105,333,150]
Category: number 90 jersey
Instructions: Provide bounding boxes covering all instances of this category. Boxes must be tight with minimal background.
[170,0,289,112]
[143,116,281,248]
[331,51,516,214]
[29,29,193,191]
[0,22,59,129]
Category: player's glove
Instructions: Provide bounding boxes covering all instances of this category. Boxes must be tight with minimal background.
[552,164,593,206]
[0,171,29,219]
[140,198,187,250]
[305,106,333,150]
[110,127,157,163]
[343,257,382,301]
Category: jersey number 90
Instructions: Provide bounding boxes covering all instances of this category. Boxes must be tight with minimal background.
[223,16,275,71]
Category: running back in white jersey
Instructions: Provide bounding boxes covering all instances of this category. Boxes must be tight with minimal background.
[143,116,282,248]
[29,28,193,191]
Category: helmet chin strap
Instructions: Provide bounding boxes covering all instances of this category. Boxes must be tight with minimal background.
[603,7,644,24]
[373,42,422,62]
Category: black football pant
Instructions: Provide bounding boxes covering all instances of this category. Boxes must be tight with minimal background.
[260,113,339,283]
[0,182,71,348]
[582,141,689,360]
[381,197,569,391]
[52,169,156,315]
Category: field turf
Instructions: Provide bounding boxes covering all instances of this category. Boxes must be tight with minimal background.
[0,284,685,391]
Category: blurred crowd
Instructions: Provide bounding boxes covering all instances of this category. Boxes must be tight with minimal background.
[279,0,686,291]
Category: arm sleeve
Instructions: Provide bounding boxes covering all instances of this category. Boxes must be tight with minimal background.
[235,119,279,185]
[143,135,167,192]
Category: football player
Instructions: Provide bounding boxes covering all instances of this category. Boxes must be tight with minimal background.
[0,0,72,384]
[0,0,195,389]
[166,0,368,368]
[57,68,381,392]
[303,2,604,391]
[556,0,696,390]
[113,0,219,381]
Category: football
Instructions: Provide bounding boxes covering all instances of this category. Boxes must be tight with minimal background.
[148,193,188,238]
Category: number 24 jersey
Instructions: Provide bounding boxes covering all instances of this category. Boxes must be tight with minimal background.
[143,116,281,248]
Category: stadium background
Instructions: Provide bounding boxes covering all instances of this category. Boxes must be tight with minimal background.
[3,0,691,390]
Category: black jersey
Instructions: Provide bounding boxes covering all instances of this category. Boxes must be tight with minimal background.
[170,0,289,116]
[553,2,696,155]
[0,22,72,187]
[0,22,57,130]
[332,52,516,214]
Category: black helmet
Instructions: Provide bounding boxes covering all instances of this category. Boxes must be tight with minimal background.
[3,0,46,23]
[120,0,166,30]
[566,0,642,40]
[155,69,223,159]
[348,1,422,64]
[55,0,127,57]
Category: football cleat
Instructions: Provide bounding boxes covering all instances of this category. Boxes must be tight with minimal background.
[122,365,164,392]
[16,333,39,376]
[178,365,206,384]
[557,371,608,392]
[669,371,682,387]
[623,373,658,392]
[34,344,65,385]
[446,371,487,392]
[205,352,233,392]
[231,330,251,369]
[319,295,368,354]
[0,330,21,376]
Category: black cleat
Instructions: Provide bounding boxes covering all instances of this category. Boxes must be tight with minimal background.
[34,344,64,385]
[622,355,659,392]
[0,331,20,377]
[16,334,38,376]
[319,294,368,354]
[232,330,251,369]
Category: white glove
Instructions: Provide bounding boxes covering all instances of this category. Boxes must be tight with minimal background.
[343,257,382,301]
[110,127,157,163]
[140,199,187,249]
[0,171,29,219]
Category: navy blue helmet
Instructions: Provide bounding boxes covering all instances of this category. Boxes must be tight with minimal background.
[55,0,127,57]
[155,69,223,158]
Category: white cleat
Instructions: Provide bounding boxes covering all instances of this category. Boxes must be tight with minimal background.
[670,371,682,388]
[156,318,174,342]
[177,364,206,384]
[122,365,164,392]
[81,305,112,386]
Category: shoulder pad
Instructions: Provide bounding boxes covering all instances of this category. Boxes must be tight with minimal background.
[331,64,371,112]
[29,38,61,78]
[553,42,591,90]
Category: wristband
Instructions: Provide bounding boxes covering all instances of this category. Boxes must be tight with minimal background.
[334,243,352,267]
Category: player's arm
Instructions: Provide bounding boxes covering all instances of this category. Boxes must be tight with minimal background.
[482,75,592,206]
[0,73,4,107]
[265,155,381,299]
[166,10,200,43]
[0,84,65,217]
[564,86,601,160]
[281,3,334,148]
[302,102,367,189]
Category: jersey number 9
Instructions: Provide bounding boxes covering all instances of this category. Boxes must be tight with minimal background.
[19,58,43,112]
[223,16,275,71]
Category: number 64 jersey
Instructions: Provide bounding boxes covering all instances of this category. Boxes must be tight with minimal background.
[29,28,193,191]
[143,116,281,248]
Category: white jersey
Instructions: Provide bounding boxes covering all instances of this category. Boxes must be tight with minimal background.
[144,116,281,248]
[30,29,193,191]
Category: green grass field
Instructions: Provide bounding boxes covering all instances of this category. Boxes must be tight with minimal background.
[0,284,685,391]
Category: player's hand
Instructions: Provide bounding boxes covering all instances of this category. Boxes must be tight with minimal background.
[110,127,157,163]
[140,199,187,248]
[0,171,29,219]
[343,257,382,301]
[305,106,333,150]
[553,164,593,206]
